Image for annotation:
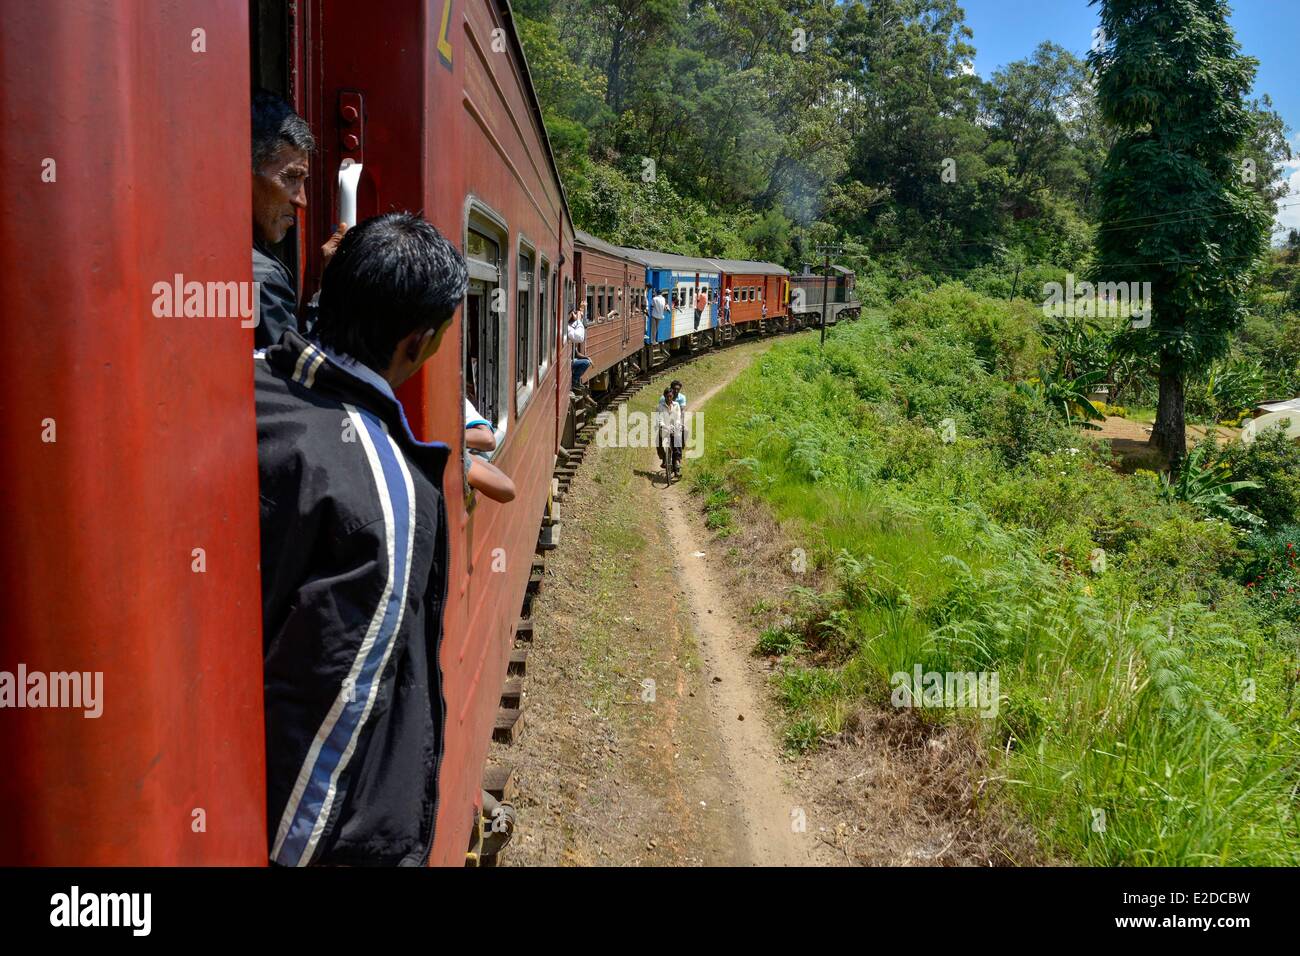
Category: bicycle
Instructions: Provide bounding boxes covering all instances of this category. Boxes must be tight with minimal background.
[659,431,682,485]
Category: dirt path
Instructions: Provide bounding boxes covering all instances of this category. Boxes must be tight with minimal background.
[1095,415,1240,471]
[499,337,845,866]
[658,373,842,866]
[503,333,1046,867]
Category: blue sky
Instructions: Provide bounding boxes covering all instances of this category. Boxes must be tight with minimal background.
[957,0,1299,238]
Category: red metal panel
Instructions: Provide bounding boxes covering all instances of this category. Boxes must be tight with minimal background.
[577,244,643,377]
[0,0,265,864]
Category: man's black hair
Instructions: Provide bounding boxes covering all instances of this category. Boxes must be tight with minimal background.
[671,380,682,389]
[252,89,315,170]
[314,212,469,372]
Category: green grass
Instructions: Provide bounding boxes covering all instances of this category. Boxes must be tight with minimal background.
[691,293,1300,865]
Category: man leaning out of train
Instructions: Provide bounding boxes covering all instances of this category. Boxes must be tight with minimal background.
[255,211,467,866]
[250,89,348,348]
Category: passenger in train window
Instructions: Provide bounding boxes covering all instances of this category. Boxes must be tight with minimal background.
[464,397,495,452]
[254,212,468,867]
[250,90,347,349]
[462,397,515,502]
[694,285,707,330]
[567,309,591,390]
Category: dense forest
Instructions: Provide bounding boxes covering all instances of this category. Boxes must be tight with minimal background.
[517,0,1291,268]
[518,0,1299,443]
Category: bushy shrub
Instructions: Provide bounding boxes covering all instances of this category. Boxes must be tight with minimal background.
[1214,428,1300,528]
[1241,525,1300,622]
[891,282,1047,379]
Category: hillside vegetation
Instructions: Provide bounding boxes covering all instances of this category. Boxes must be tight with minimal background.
[695,290,1300,865]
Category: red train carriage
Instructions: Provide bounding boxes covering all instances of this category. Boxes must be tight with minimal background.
[713,260,789,329]
[0,0,571,866]
[574,231,647,389]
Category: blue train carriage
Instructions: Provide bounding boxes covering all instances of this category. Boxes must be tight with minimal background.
[622,247,721,345]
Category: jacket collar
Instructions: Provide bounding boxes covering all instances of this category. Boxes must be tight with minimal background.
[262,329,450,470]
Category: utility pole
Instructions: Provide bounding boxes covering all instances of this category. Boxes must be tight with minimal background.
[813,243,843,347]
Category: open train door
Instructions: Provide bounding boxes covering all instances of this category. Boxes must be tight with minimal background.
[0,1,266,864]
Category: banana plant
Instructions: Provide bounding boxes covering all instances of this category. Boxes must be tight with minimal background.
[1018,365,1108,429]
[1158,445,1264,527]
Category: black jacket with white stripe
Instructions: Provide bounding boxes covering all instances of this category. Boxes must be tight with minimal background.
[255,329,450,867]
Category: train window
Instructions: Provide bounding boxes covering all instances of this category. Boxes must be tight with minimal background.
[516,243,534,404]
[596,288,605,321]
[553,269,564,351]
[537,258,550,377]
[465,215,507,433]
[585,284,594,324]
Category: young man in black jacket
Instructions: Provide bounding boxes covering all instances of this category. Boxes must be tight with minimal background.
[255,212,468,866]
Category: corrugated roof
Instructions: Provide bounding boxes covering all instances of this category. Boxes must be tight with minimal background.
[708,259,789,276]
[574,236,790,276]
[619,246,721,273]
[574,230,646,264]
[793,264,854,278]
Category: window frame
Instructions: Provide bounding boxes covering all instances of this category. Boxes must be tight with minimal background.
[537,256,551,379]
[463,199,510,450]
[515,235,536,413]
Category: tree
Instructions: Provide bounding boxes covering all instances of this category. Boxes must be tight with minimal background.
[1090,0,1274,465]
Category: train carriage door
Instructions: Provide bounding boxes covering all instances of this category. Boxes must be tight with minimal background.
[250,0,309,296]
[2,1,269,864]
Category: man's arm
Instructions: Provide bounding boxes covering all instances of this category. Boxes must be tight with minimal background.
[468,456,516,503]
[465,424,495,452]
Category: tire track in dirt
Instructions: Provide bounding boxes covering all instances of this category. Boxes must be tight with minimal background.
[658,366,844,867]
